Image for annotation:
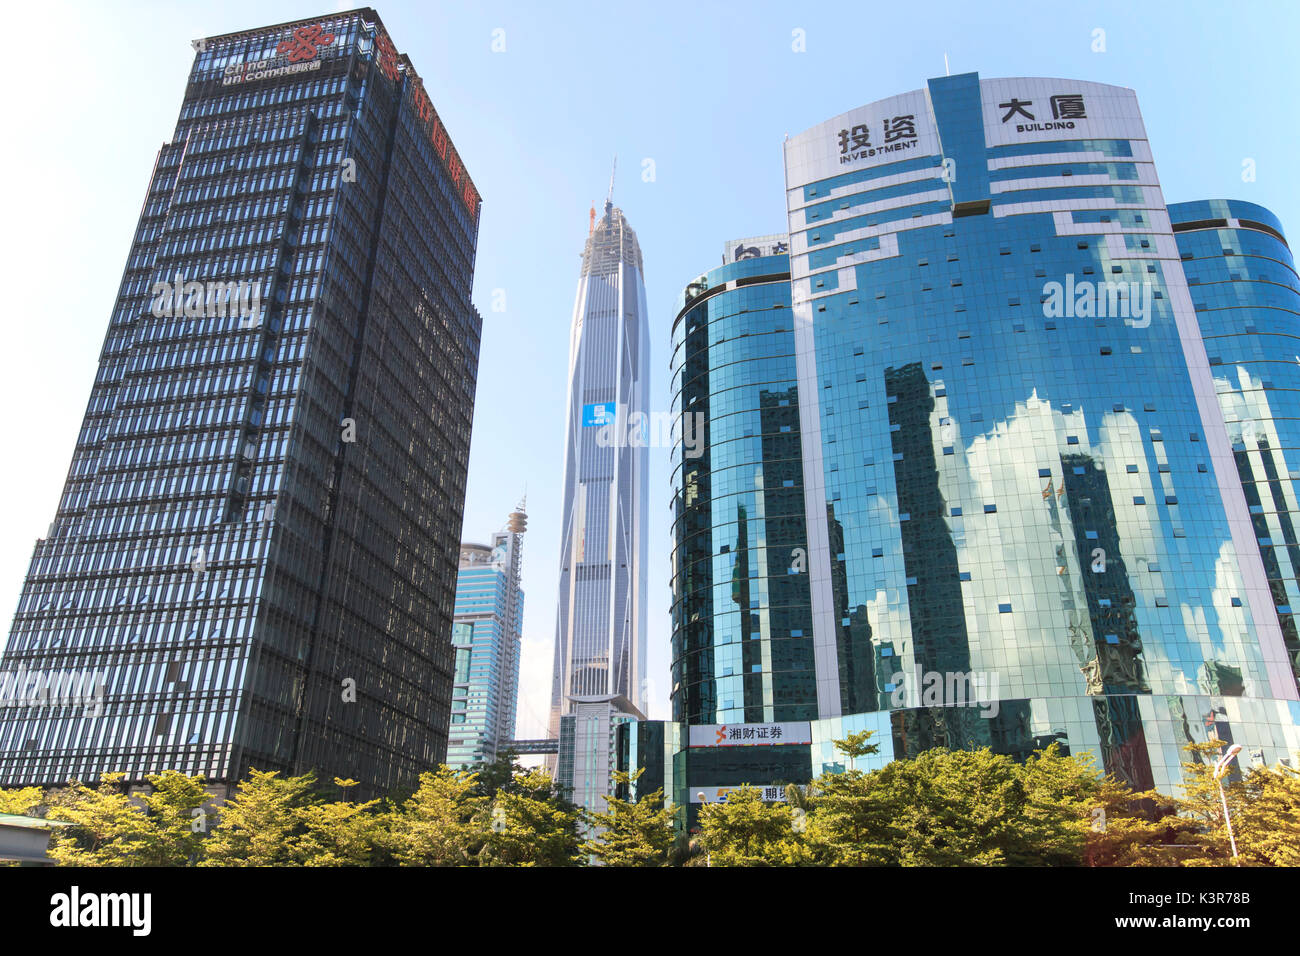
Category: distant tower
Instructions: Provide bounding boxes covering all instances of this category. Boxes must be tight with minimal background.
[548,182,650,762]
[449,499,528,768]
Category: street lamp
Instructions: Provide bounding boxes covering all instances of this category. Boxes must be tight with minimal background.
[696,793,710,867]
[1212,744,1243,863]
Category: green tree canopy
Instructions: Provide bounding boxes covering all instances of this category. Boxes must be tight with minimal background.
[385,766,487,866]
[480,768,583,866]
[582,769,674,866]
[198,769,317,867]
[696,786,812,866]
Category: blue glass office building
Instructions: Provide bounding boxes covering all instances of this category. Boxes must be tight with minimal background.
[0,9,482,797]
[448,505,527,769]
[669,236,816,728]
[1170,200,1300,697]
[777,74,1300,791]
[666,238,819,821]
[654,77,1300,814]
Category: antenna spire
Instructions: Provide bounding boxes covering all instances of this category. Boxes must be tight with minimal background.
[606,155,617,212]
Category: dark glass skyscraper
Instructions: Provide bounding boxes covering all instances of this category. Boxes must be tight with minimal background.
[1170,200,1300,697]
[0,9,482,798]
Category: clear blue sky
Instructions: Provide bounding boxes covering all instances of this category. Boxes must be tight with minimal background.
[1,0,1295,736]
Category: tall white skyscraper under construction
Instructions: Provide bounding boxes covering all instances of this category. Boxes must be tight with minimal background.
[548,194,650,750]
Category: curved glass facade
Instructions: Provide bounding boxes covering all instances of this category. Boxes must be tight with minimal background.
[777,74,1300,791]
[1170,200,1300,696]
[669,250,818,725]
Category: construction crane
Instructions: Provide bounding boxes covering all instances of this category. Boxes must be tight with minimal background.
[589,157,618,233]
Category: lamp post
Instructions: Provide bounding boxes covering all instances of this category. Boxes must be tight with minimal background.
[1212,744,1243,863]
[697,793,710,867]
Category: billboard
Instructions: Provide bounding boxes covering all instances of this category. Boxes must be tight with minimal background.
[723,234,790,263]
[690,785,788,804]
[689,722,812,747]
[582,402,617,427]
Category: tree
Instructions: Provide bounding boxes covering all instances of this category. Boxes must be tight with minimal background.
[44,773,157,866]
[468,750,521,801]
[293,778,383,867]
[1016,744,1186,866]
[1167,742,1300,867]
[799,730,891,865]
[385,766,487,866]
[582,770,674,866]
[136,770,211,865]
[198,769,316,867]
[827,748,1029,865]
[696,786,811,866]
[480,768,583,866]
[1235,758,1300,866]
[802,769,893,866]
[665,832,706,867]
[831,729,880,771]
[1171,740,1248,865]
[0,786,44,816]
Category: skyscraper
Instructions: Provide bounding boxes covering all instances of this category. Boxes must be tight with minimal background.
[448,503,527,769]
[649,76,1300,820]
[777,73,1300,792]
[0,9,482,799]
[548,196,651,753]
[1169,200,1300,697]
[670,236,818,727]
[555,693,644,813]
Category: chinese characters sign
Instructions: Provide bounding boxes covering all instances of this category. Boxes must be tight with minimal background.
[221,21,334,86]
[381,27,481,222]
[835,113,918,164]
[996,92,1087,131]
[688,721,813,747]
[374,30,401,81]
[724,235,790,262]
[783,90,935,186]
[690,786,788,804]
[978,78,1143,149]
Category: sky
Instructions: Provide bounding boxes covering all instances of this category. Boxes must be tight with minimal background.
[0,0,1296,739]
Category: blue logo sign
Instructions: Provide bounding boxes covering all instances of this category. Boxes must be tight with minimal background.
[583,402,617,427]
